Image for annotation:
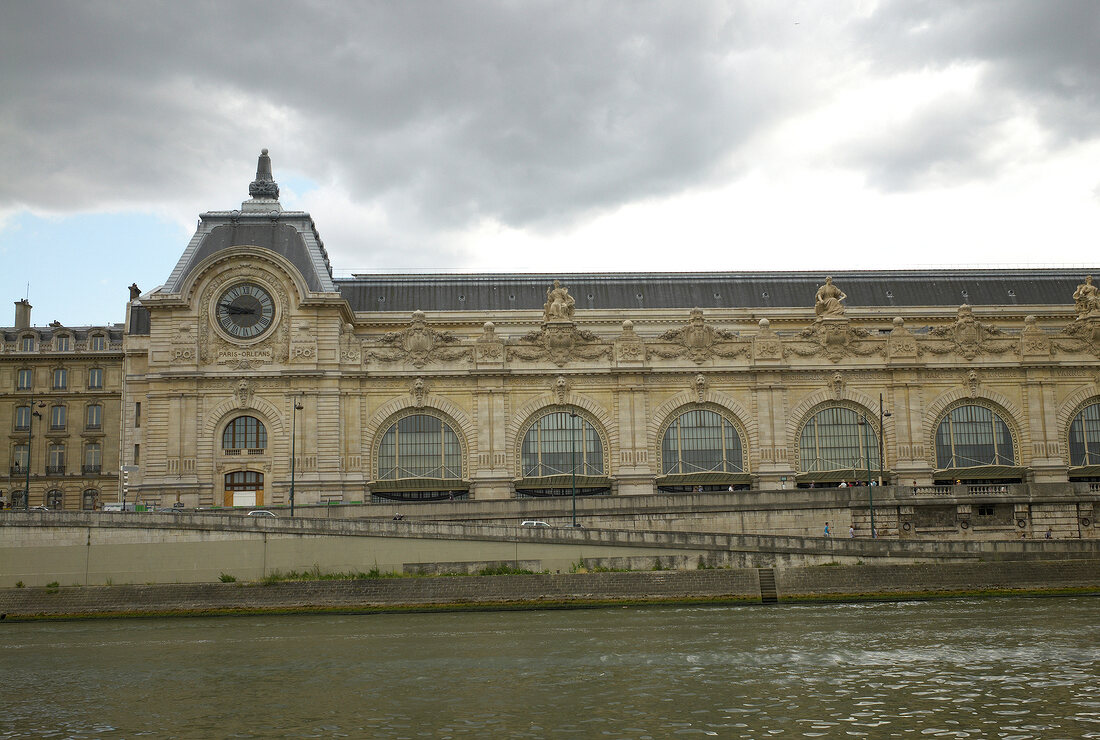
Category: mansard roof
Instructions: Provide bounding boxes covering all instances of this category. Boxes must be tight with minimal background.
[334,269,1094,313]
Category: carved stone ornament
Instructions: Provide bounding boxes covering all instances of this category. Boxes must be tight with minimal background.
[615,319,645,362]
[234,378,254,409]
[887,317,918,359]
[814,276,847,318]
[694,373,707,403]
[787,317,882,363]
[1073,275,1100,318]
[509,322,610,367]
[475,321,504,362]
[1019,315,1050,357]
[543,280,576,322]
[370,310,469,367]
[753,318,783,360]
[290,323,317,362]
[1053,316,1100,357]
[651,308,748,364]
[171,324,196,363]
[967,369,980,397]
[554,375,569,405]
[830,371,844,400]
[340,322,361,362]
[925,304,1011,360]
[412,377,427,407]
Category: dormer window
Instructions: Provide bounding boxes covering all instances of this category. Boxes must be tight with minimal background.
[90,335,106,351]
[55,335,70,352]
[20,336,35,352]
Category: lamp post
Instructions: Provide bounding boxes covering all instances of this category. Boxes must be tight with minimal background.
[569,411,578,528]
[23,397,44,509]
[290,396,303,517]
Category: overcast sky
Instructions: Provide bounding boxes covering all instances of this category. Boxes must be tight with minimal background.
[2,0,1099,326]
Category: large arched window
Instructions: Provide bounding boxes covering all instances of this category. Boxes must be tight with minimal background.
[1069,402,1100,467]
[521,410,603,477]
[661,409,744,474]
[378,414,462,480]
[799,406,879,473]
[222,416,267,451]
[935,405,1015,469]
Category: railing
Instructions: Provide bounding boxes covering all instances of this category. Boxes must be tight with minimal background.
[912,485,952,495]
[85,423,101,431]
[968,484,1012,495]
[82,465,102,474]
[45,465,66,475]
[14,425,28,432]
[1090,482,1100,493]
[10,466,24,475]
[222,448,266,456]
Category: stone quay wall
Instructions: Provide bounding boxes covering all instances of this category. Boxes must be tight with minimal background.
[1,560,1096,620]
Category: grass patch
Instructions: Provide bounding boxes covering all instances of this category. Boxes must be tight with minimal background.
[219,573,237,583]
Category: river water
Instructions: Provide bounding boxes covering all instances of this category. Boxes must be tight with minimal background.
[2,597,1098,739]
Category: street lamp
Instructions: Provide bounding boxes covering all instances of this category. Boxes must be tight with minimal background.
[858,395,892,538]
[290,396,303,516]
[23,398,45,509]
[570,411,578,528]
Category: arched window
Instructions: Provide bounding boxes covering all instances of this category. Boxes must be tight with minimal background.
[222,416,267,451]
[82,489,99,510]
[47,489,63,509]
[935,405,1015,469]
[521,410,603,477]
[1069,402,1100,467]
[661,409,744,474]
[799,406,879,473]
[378,414,462,480]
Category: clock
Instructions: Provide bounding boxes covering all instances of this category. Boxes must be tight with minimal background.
[215,283,275,340]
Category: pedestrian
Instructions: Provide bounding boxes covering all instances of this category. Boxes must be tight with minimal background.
[838,480,848,488]
[1045,528,1052,539]
[849,525,855,538]
[824,522,830,537]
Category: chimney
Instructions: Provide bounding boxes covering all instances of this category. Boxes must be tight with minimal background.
[14,300,31,330]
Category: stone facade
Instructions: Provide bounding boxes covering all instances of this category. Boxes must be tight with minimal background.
[6,152,1100,516]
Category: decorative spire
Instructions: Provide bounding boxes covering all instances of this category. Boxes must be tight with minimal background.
[248,148,280,200]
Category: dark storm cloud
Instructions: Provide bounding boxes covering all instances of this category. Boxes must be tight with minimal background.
[1,0,1097,234]
[845,0,1100,188]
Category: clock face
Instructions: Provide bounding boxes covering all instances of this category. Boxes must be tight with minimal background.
[216,283,275,340]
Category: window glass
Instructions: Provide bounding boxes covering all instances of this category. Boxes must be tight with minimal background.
[84,442,102,469]
[47,489,63,508]
[222,416,267,450]
[52,368,67,389]
[378,414,462,480]
[12,444,29,471]
[88,368,103,389]
[90,335,106,351]
[86,404,102,429]
[50,405,66,430]
[15,405,31,430]
[935,405,1015,468]
[799,406,879,473]
[47,443,65,469]
[661,409,744,475]
[521,411,602,477]
[16,369,32,390]
[1068,402,1100,467]
[55,336,70,351]
[20,336,34,352]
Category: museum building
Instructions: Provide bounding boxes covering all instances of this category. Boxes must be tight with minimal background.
[5,150,1100,511]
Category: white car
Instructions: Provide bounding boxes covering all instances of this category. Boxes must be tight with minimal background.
[521,520,550,528]
[247,509,277,518]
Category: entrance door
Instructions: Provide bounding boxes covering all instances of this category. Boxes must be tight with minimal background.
[224,471,264,507]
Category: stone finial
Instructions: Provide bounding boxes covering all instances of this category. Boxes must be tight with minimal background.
[892,317,905,329]
[758,318,770,329]
[248,148,280,200]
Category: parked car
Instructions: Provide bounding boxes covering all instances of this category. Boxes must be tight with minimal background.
[521,520,551,528]
[28,505,49,512]
[156,507,182,514]
[247,509,277,517]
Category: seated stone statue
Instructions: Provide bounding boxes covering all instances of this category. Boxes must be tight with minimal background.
[1073,275,1100,317]
[544,280,576,321]
[814,276,847,317]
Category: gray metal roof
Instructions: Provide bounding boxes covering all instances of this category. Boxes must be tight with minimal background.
[335,269,1096,313]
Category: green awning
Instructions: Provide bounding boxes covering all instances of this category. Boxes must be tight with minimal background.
[933,466,1027,480]
[1068,465,1100,478]
[513,475,611,490]
[654,472,753,487]
[369,478,470,493]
